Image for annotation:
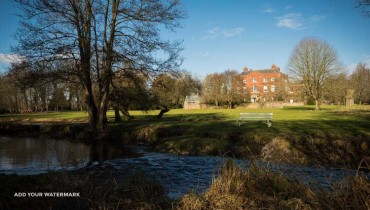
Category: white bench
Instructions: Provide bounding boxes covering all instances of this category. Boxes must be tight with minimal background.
[237,113,273,127]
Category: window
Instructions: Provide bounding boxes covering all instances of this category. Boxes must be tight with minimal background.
[263,78,267,83]
[243,79,247,83]
[243,87,247,92]
[253,85,258,92]
[263,85,268,92]
[271,85,275,92]
[271,77,275,82]
[253,77,257,83]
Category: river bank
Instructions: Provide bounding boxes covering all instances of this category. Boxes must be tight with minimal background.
[1,112,369,209]
[1,111,369,170]
[0,166,171,210]
[1,158,369,210]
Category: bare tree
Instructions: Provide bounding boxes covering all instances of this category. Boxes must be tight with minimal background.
[174,72,202,106]
[222,70,244,109]
[351,63,370,104]
[14,0,184,132]
[288,38,339,110]
[323,73,350,105]
[110,68,152,122]
[357,0,370,18]
[202,73,225,107]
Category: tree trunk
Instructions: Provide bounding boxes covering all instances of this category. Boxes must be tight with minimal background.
[114,104,121,123]
[85,89,98,131]
[97,89,109,132]
[157,106,170,119]
[315,99,320,110]
[120,107,133,121]
[83,67,98,131]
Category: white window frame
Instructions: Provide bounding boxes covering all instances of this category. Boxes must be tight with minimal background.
[253,85,258,92]
[271,85,275,92]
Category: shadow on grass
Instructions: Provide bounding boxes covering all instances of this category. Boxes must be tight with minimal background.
[128,110,370,167]
[282,106,332,111]
[0,111,88,121]
[275,119,370,137]
[2,109,369,168]
[158,113,228,122]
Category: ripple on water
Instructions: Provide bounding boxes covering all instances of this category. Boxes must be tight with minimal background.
[0,138,363,199]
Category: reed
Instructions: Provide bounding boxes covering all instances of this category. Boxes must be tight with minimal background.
[176,160,370,210]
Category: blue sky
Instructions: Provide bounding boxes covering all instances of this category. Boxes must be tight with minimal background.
[1,0,370,78]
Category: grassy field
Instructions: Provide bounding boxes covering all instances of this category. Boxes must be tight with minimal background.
[1,105,369,167]
[127,105,370,136]
[1,105,369,138]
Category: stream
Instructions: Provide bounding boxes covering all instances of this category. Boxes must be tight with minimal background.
[0,136,361,199]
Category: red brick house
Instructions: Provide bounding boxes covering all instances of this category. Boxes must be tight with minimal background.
[240,64,289,102]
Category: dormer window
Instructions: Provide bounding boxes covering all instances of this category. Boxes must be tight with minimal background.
[253,77,257,83]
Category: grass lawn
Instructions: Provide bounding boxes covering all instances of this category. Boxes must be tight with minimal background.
[126,105,370,137]
[1,104,369,137]
[1,104,369,140]
[0,111,89,122]
[126,105,370,167]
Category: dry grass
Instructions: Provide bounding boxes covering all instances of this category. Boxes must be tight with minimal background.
[318,175,370,209]
[176,160,370,210]
[0,169,171,210]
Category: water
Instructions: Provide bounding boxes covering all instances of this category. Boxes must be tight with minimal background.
[0,136,140,174]
[0,136,361,199]
[99,153,358,198]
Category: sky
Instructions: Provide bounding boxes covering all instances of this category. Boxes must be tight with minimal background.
[1,0,370,78]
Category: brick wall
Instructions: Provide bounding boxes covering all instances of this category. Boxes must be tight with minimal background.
[240,65,289,102]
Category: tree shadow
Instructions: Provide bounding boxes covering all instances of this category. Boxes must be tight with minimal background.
[87,142,142,166]
[283,106,331,111]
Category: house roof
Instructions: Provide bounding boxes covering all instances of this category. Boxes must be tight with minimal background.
[240,69,281,75]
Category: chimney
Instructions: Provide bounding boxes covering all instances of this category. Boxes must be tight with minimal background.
[243,66,249,72]
[271,64,280,71]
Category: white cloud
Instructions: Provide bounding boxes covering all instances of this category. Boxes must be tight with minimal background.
[345,56,370,73]
[276,13,303,30]
[261,8,274,13]
[202,27,220,40]
[203,27,244,39]
[0,53,23,64]
[222,28,244,38]
[345,63,358,73]
[285,5,293,10]
[275,13,326,30]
